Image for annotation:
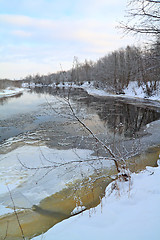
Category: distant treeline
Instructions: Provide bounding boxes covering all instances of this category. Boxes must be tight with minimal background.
[22,40,160,96]
[0,79,22,90]
[1,39,159,97]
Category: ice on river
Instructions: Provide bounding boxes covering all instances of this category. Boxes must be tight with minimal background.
[0,145,113,213]
[0,87,28,98]
[33,158,160,240]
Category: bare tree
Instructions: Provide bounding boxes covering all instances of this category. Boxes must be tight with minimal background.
[120,0,160,37]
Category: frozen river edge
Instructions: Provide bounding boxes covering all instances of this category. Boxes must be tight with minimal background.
[0,85,160,239]
[33,160,160,240]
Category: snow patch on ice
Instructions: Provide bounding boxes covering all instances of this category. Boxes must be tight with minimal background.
[0,87,29,98]
[0,145,112,210]
[71,205,86,215]
[0,204,14,215]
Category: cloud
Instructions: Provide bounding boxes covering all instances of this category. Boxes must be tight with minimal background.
[0,14,33,26]
[0,61,58,79]
[73,0,127,18]
[0,0,137,79]
[0,14,57,29]
[0,0,124,19]
[0,14,117,42]
[12,30,32,38]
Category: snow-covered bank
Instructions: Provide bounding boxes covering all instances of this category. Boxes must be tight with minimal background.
[58,81,160,101]
[82,81,160,101]
[124,81,160,101]
[0,87,28,98]
[22,81,160,102]
[33,159,160,240]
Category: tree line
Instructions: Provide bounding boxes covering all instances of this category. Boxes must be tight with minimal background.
[1,1,159,98]
[22,0,160,96]
[23,40,160,97]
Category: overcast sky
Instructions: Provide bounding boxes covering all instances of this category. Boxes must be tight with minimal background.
[0,0,138,79]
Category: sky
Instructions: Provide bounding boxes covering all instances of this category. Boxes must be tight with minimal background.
[0,0,138,80]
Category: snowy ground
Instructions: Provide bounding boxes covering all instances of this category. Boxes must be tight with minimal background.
[33,159,160,240]
[0,87,28,98]
[22,80,160,101]
[1,81,160,239]
[81,81,160,101]
[24,80,160,239]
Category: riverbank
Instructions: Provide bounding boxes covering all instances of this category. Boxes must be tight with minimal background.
[1,80,160,102]
[32,80,160,102]
[33,158,160,240]
[81,81,160,102]
[0,87,28,98]
[0,84,160,239]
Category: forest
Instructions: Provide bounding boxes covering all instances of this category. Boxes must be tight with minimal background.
[21,41,159,96]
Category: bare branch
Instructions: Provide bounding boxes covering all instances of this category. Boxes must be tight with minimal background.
[6,184,25,239]
[65,98,121,173]
[120,0,160,37]
[2,221,9,240]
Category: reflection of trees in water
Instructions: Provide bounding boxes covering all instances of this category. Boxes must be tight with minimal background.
[31,86,160,138]
[98,101,160,137]
[31,85,86,98]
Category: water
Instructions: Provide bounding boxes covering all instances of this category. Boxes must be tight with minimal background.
[1,87,160,143]
[0,90,54,120]
[0,86,160,239]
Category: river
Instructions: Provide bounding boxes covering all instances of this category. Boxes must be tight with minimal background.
[0,86,160,239]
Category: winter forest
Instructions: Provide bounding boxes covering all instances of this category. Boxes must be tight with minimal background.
[19,0,160,96]
[0,1,160,97]
[22,43,160,96]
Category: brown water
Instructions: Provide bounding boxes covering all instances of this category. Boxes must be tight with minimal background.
[128,145,160,172]
[1,88,160,239]
[0,145,160,240]
[0,171,112,239]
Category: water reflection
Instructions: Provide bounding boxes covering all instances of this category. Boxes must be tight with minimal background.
[1,86,160,239]
[97,99,160,137]
[0,90,53,120]
[0,93,23,106]
[1,86,160,149]
[32,86,160,138]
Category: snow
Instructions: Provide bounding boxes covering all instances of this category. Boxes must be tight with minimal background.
[124,81,160,101]
[32,158,160,240]
[0,145,112,210]
[1,81,160,239]
[22,80,160,102]
[0,87,28,98]
[124,81,146,98]
[0,204,14,215]
[45,80,160,102]
[71,205,86,215]
[82,81,160,101]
